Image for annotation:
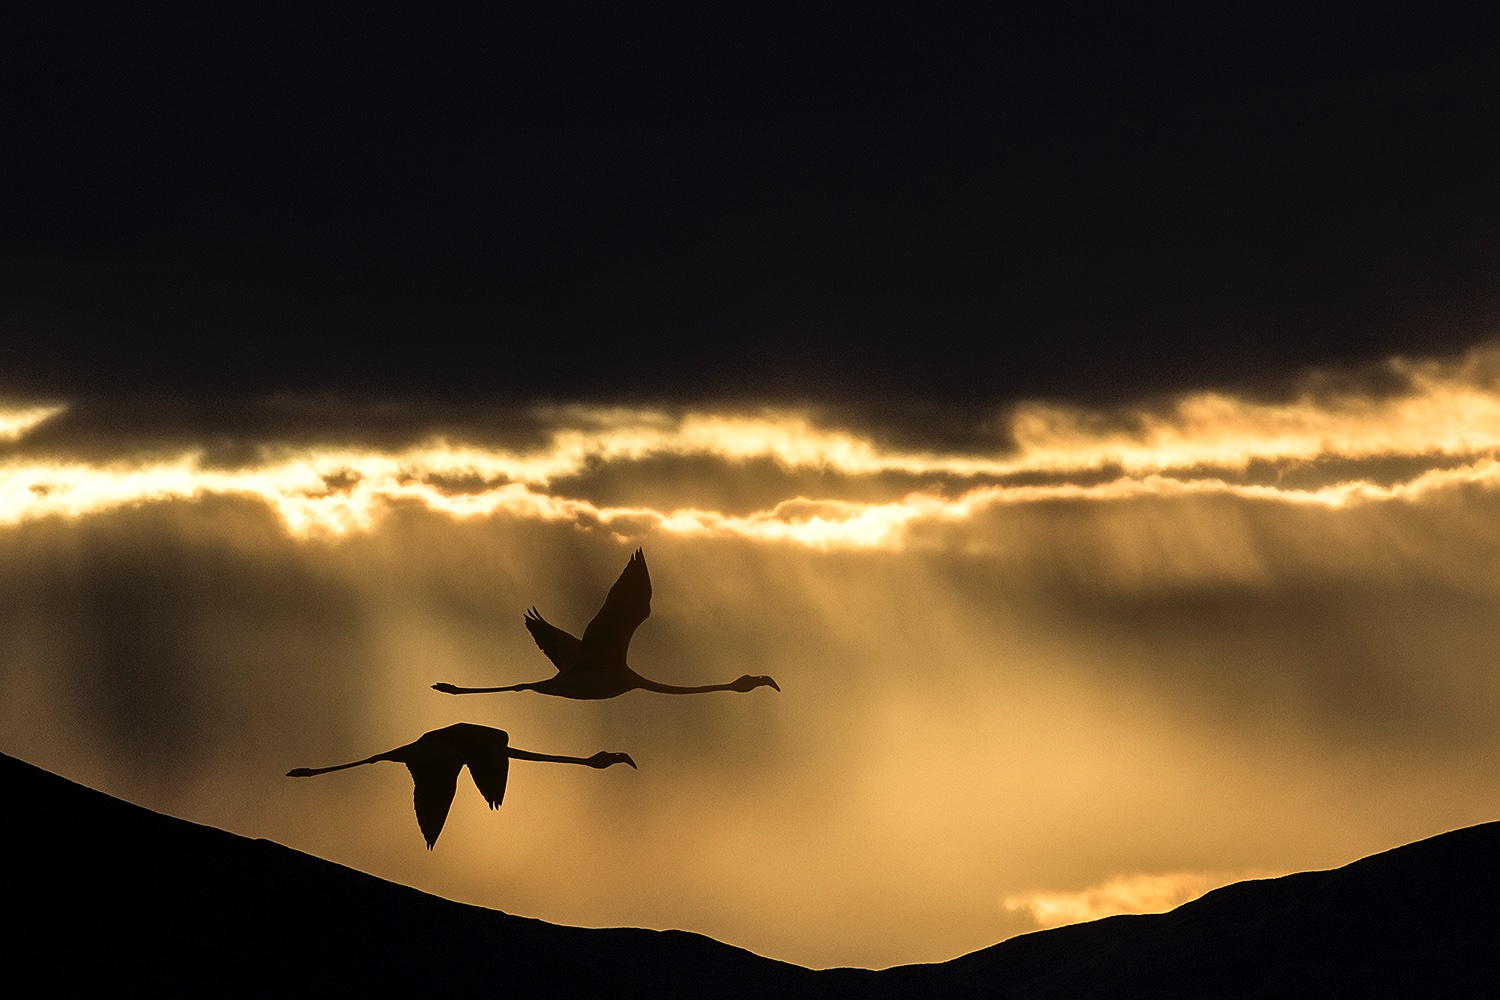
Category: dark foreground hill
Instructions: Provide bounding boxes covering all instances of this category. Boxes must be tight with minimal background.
[5,750,1499,998]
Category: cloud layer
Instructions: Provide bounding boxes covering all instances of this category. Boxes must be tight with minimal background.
[7,345,1500,547]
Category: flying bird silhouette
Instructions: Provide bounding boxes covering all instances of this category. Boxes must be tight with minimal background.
[286,722,636,848]
[432,548,781,700]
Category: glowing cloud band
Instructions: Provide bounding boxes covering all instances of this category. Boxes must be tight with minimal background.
[0,403,65,443]
[1002,869,1277,928]
[4,346,1500,546]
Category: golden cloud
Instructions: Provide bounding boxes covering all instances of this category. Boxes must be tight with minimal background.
[1002,868,1278,928]
[4,345,1500,544]
[0,402,66,443]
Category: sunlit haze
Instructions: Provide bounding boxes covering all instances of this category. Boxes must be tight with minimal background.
[6,344,1500,967]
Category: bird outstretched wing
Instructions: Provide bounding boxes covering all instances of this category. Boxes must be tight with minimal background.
[524,607,583,672]
[580,548,651,665]
[463,729,512,809]
[407,760,463,849]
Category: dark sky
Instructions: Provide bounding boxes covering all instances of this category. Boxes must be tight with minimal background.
[5,9,1500,404]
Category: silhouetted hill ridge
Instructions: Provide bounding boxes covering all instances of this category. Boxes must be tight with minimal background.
[6,749,1499,998]
[880,817,1500,998]
[2,750,835,998]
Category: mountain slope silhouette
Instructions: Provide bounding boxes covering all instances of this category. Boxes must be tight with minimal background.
[880,820,1500,998]
[6,749,1498,997]
[3,750,832,998]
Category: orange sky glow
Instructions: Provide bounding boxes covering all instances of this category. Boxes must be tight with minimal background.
[4,345,1500,968]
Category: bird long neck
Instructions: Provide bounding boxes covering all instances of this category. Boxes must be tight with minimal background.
[286,754,385,777]
[506,747,600,765]
[635,676,742,694]
[434,682,539,694]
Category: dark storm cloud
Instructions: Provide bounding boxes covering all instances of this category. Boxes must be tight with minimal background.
[3,393,1001,484]
[3,394,560,466]
[4,10,1499,405]
[548,454,970,517]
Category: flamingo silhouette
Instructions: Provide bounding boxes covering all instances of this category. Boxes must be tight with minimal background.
[286,722,636,848]
[432,548,780,700]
